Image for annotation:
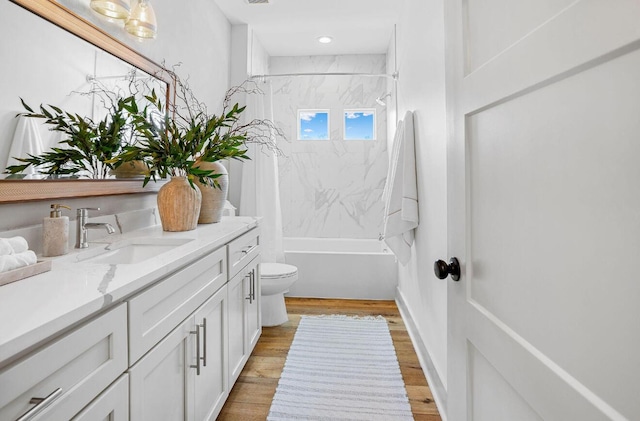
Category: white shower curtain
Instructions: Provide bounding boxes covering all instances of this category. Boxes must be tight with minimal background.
[239,82,285,263]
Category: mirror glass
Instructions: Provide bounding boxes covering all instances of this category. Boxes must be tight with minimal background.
[0,1,170,201]
[0,1,166,178]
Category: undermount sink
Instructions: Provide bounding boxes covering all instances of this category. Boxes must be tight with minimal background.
[76,237,193,265]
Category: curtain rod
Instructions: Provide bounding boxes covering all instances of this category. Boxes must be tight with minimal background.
[86,74,155,82]
[250,72,399,80]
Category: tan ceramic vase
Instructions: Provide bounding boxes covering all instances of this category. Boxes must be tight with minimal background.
[157,176,202,231]
[195,161,228,224]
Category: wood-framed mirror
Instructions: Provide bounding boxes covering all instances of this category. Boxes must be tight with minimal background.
[0,0,172,203]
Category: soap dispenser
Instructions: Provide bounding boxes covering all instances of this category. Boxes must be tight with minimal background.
[43,204,71,257]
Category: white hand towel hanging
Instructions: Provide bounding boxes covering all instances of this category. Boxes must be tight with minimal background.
[382,110,419,265]
[4,115,45,174]
[7,116,44,174]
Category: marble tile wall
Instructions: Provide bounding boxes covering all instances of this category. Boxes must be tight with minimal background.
[270,55,389,239]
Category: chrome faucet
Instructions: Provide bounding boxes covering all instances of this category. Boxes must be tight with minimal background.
[76,207,116,249]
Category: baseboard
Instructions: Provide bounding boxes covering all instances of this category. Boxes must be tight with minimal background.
[395,287,448,421]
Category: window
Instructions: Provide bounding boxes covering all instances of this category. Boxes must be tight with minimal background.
[298,110,330,140]
[344,110,376,140]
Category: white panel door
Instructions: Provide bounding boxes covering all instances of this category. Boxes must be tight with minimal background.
[444,1,640,420]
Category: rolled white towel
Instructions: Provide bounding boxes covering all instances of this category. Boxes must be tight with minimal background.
[0,236,29,255]
[7,237,28,254]
[0,239,12,256]
[0,250,37,273]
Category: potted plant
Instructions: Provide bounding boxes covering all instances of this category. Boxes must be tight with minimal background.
[116,67,282,231]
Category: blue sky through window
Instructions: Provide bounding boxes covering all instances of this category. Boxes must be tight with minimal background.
[344,111,375,140]
[299,110,329,140]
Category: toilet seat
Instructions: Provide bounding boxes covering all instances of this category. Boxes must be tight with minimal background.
[261,263,298,279]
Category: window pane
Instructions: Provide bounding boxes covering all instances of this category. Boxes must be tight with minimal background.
[298,110,330,140]
[344,110,375,140]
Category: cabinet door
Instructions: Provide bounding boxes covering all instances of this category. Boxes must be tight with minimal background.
[245,259,261,353]
[227,257,262,387]
[227,267,246,386]
[193,285,228,421]
[129,316,195,421]
[72,374,129,421]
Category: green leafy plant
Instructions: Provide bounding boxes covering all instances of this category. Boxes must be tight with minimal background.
[114,65,282,188]
[6,97,133,179]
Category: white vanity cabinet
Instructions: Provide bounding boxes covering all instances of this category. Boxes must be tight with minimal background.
[227,229,261,386]
[129,285,228,421]
[128,246,229,421]
[0,304,127,421]
[0,221,261,421]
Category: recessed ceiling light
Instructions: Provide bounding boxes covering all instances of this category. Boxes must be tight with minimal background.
[317,36,333,44]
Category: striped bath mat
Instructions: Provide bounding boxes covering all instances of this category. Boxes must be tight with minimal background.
[267,315,414,420]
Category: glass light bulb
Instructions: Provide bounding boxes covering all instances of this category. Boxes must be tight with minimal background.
[125,0,157,39]
[90,0,131,20]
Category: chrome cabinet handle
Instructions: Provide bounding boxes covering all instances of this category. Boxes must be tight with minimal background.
[250,270,254,301]
[251,269,255,301]
[16,388,63,421]
[190,326,201,375]
[251,269,256,301]
[245,271,253,303]
[241,245,257,255]
[201,318,207,367]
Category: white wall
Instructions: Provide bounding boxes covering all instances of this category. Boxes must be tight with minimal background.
[393,0,449,396]
[0,0,232,231]
[56,0,232,111]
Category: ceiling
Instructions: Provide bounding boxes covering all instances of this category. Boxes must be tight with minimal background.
[213,0,405,57]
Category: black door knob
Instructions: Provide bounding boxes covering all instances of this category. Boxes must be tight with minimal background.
[434,258,461,281]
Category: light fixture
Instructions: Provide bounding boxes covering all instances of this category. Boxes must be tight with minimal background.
[376,93,392,106]
[317,36,333,44]
[125,0,158,39]
[90,0,131,20]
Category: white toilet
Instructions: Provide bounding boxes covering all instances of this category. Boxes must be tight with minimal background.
[260,263,298,327]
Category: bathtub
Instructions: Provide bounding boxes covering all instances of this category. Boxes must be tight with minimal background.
[283,237,398,300]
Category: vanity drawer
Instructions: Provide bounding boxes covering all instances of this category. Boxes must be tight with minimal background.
[228,228,260,279]
[0,304,127,421]
[72,373,129,420]
[128,246,227,364]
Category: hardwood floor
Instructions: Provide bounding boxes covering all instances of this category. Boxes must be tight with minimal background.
[218,297,442,421]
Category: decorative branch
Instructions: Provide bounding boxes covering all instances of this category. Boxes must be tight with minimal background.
[114,63,285,188]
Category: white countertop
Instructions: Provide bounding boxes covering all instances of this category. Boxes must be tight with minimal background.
[0,216,259,367]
